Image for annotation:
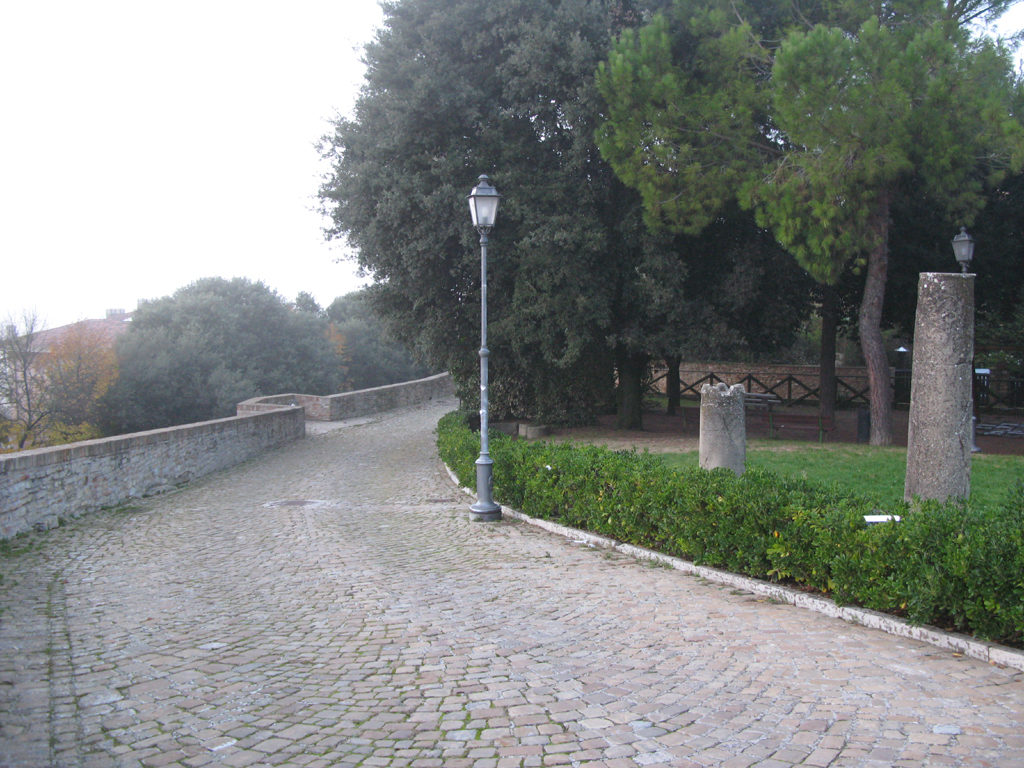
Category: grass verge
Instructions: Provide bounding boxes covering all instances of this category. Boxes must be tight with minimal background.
[659,444,1023,509]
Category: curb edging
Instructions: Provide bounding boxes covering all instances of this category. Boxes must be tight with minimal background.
[443,463,1024,673]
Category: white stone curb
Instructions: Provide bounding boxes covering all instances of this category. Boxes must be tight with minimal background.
[443,462,1024,673]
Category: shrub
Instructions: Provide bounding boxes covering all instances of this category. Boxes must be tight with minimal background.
[436,413,1024,647]
[436,411,480,488]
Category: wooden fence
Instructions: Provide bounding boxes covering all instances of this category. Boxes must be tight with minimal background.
[652,365,1023,412]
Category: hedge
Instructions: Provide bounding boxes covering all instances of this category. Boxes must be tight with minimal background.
[437,411,1024,648]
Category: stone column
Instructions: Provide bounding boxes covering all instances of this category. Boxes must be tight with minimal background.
[699,383,746,475]
[904,272,975,502]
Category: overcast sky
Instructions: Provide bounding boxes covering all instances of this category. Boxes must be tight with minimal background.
[1,0,384,329]
[2,2,1021,331]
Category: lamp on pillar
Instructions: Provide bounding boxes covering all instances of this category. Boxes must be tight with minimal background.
[951,226,982,453]
[952,226,975,274]
[467,174,502,522]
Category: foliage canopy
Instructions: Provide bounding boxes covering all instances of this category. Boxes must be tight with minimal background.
[319,0,813,426]
[596,0,1024,441]
[326,289,432,390]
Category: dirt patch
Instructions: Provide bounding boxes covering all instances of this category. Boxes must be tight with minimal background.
[534,407,1024,456]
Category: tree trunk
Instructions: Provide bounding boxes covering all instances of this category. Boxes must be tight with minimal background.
[665,355,681,416]
[819,286,837,424]
[859,193,894,446]
[616,349,646,430]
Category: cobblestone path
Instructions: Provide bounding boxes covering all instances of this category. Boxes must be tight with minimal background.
[2,401,1024,768]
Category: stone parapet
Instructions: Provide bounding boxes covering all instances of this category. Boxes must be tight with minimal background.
[1,408,305,539]
[236,372,455,421]
[1,373,454,540]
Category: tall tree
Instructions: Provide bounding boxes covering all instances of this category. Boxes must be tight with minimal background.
[40,321,118,443]
[0,313,47,449]
[319,0,644,425]
[597,0,1023,443]
[750,15,1023,443]
[597,2,845,422]
[320,0,811,428]
[1,314,123,449]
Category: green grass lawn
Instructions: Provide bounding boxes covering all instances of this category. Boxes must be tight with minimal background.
[659,442,1024,510]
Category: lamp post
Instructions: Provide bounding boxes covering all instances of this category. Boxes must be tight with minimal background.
[468,174,502,522]
[952,226,975,273]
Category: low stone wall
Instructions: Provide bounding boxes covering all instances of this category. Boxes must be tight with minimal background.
[237,372,455,421]
[1,407,305,539]
[1,373,454,540]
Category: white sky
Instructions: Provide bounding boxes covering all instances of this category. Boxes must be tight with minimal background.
[0,0,384,329]
[1,1,1021,331]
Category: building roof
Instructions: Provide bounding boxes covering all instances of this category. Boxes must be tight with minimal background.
[32,310,132,354]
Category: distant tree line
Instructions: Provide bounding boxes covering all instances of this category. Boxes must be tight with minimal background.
[0,278,429,448]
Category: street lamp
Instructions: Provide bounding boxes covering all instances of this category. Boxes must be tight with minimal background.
[468,174,502,522]
[952,226,975,273]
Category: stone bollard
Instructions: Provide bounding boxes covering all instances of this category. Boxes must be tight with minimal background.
[904,272,974,502]
[699,382,746,475]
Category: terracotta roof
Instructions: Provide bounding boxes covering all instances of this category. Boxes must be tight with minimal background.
[32,311,132,354]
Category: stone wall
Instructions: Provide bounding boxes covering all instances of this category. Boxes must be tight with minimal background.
[0,373,455,539]
[1,408,305,539]
[236,372,455,421]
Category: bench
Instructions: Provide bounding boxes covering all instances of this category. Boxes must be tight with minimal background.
[772,413,836,443]
[741,392,835,442]
[743,391,782,411]
[743,392,781,437]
